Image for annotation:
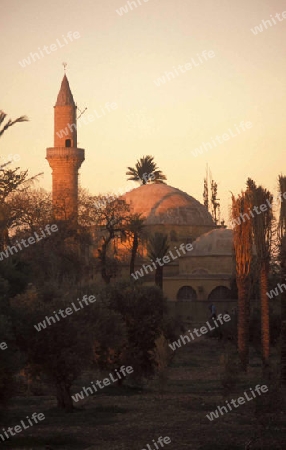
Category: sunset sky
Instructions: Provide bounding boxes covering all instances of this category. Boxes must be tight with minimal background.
[1,0,286,225]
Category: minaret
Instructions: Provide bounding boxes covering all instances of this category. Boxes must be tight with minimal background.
[46,73,85,221]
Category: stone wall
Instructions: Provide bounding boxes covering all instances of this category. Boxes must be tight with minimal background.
[167,299,237,324]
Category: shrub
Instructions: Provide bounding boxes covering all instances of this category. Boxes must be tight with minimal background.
[0,314,22,409]
[152,334,171,392]
[100,281,168,380]
[220,341,241,394]
[207,313,237,342]
[11,284,126,411]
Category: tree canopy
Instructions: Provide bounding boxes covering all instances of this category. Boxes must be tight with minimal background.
[126,155,167,185]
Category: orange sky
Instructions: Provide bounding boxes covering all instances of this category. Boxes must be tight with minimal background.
[1,0,286,226]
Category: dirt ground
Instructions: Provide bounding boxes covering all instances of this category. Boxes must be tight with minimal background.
[2,337,286,450]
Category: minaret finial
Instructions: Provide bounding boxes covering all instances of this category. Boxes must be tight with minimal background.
[63,62,67,73]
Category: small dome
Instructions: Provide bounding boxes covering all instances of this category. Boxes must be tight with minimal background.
[191,228,234,256]
[121,183,215,227]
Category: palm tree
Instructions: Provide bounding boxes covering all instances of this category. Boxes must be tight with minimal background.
[231,191,253,371]
[0,110,28,138]
[278,175,286,387]
[127,213,145,275]
[126,155,167,185]
[247,179,274,369]
[147,233,169,289]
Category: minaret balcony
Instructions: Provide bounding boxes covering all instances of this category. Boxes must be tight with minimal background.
[46,147,85,160]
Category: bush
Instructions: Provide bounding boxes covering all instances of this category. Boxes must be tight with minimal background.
[100,281,168,380]
[10,283,126,411]
[0,314,23,409]
[207,313,237,342]
[220,341,241,394]
[152,333,172,392]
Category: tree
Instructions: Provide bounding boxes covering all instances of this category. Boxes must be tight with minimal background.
[6,188,52,234]
[203,166,220,224]
[0,279,23,409]
[95,198,130,284]
[0,168,31,250]
[231,191,253,371]
[11,284,126,411]
[127,213,145,275]
[247,178,274,369]
[0,111,43,249]
[210,179,220,225]
[18,220,93,288]
[0,258,30,299]
[278,175,286,387]
[102,281,167,379]
[126,155,167,185]
[147,233,169,289]
[203,175,209,210]
[78,188,100,228]
[0,318,20,408]
[0,111,29,217]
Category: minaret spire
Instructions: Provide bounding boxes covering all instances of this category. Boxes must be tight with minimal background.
[46,74,85,221]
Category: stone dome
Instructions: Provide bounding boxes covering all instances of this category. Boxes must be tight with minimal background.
[191,228,234,256]
[121,183,215,227]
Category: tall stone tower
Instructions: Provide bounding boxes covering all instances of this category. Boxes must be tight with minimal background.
[46,74,85,221]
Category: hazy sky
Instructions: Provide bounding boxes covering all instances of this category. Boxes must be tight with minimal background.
[1,0,286,225]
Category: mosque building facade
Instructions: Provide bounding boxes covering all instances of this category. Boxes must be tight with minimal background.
[46,75,237,320]
[121,184,237,319]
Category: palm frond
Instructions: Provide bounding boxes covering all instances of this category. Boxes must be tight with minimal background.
[147,232,169,260]
[126,155,167,185]
[0,111,28,137]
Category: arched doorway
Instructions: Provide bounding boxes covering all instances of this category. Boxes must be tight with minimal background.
[208,286,231,301]
[177,285,197,301]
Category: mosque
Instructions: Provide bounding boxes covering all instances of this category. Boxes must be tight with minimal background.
[46,74,237,320]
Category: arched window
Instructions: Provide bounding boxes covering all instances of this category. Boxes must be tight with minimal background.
[65,139,71,147]
[177,285,197,301]
[208,286,231,301]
